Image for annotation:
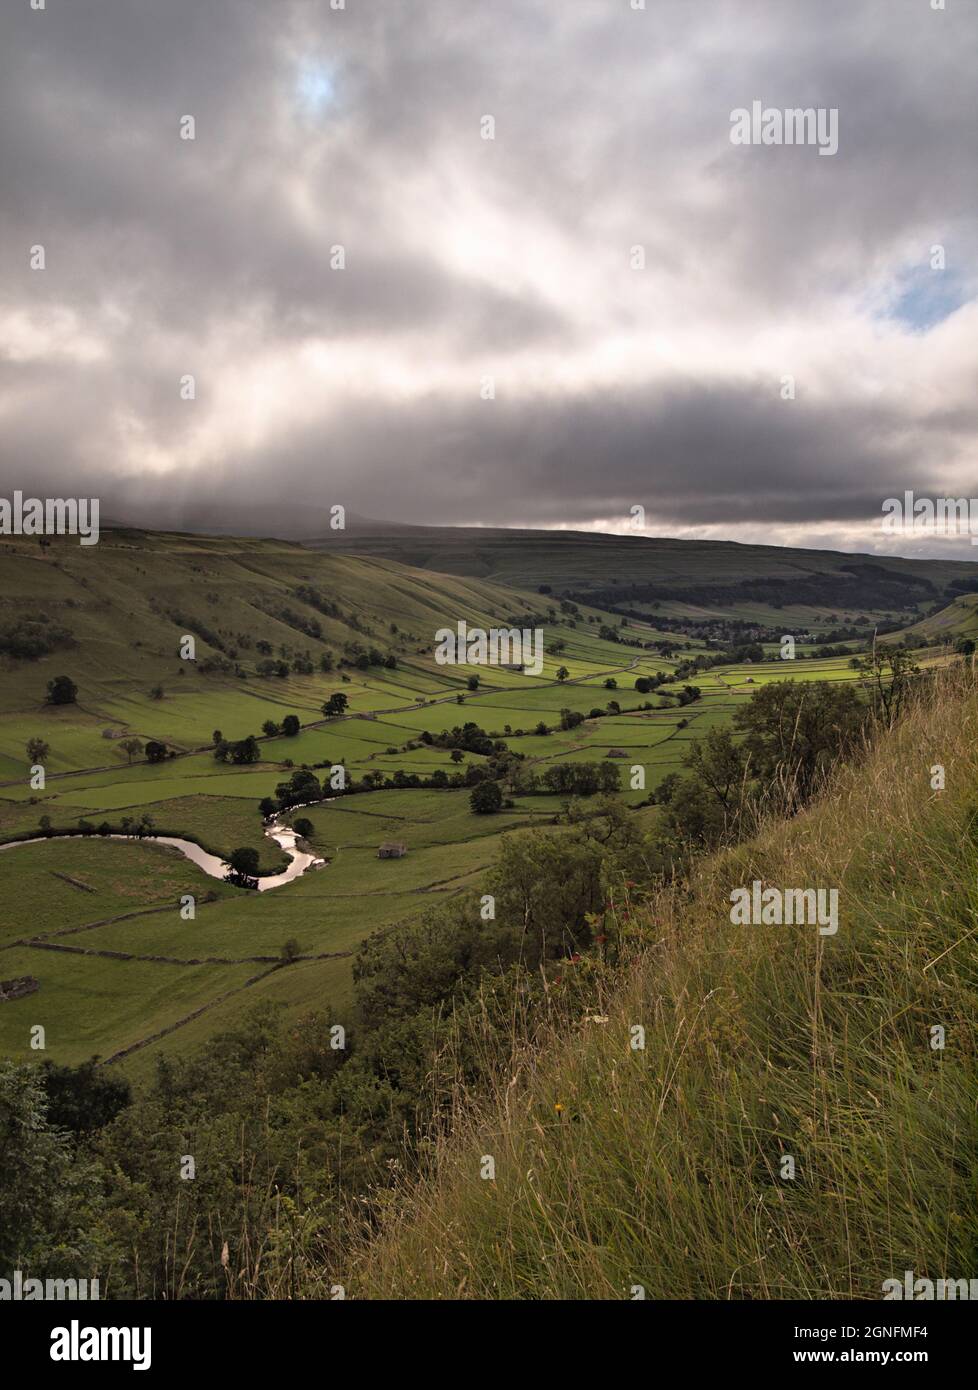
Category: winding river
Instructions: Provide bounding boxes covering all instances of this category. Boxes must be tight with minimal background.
[0,816,325,892]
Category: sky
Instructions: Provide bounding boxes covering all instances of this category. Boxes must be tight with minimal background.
[1,0,976,555]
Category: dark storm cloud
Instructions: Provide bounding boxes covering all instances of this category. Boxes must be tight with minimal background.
[0,0,975,547]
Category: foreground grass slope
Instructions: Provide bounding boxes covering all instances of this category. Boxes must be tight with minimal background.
[351,671,978,1299]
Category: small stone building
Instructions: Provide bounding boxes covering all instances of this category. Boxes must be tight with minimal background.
[606,748,628,758]
[378,842,408,859]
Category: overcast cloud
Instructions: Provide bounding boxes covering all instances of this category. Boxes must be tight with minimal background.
[1,0,976,554]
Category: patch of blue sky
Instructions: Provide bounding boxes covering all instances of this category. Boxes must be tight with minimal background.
[882,263,971,333]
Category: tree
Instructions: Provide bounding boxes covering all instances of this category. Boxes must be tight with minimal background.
[276,768,321,807]
[555,666,570,682]
[450,749,464,764]
[282,715,301,737]
[733,679,868,804]
[262,720,281,737]
[149,684,164,700]
[634,677,652,694]
[40,1058,130,1136]
[0,1061,104,1276]
[26,737,49,764]
[227,846,260,887]
[322,692,348,717]
[212,729,223,745]
[119,737,142,765]
[279,938,302,964]
[683,729,748,814]
[293,817,314,838]
[45,674,77,705]
[470,780,503,814]
[855,647,919,726]
[145,740,168,763]
[604,678,617,690]
[230,735,261,764]
[954,636,975,657]
[654,771,682,805]
[467,674,480,691]
[259,797,277,819]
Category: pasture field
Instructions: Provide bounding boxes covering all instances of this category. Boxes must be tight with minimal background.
[0,528,953,1082]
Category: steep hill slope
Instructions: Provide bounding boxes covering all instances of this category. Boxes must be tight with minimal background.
[888,592,978,645]
[0,527,544,712]
[350,670,978,1300]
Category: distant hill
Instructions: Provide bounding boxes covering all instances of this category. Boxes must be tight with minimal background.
[306,521,978,631]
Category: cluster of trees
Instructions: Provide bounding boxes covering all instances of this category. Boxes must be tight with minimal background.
[420,721,503,757]
[530,761,622,797]
[648,673,913,856]
[261,715,301,738]
[214,735,261,765]
[292,584,344,619]
[567,564,935,615]
[1,616,74,660]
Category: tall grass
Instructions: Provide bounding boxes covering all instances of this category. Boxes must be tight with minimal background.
[343,667,978,1299]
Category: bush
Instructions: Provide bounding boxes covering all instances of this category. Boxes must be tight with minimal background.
[470,780,503,814]
[45,674,77,705]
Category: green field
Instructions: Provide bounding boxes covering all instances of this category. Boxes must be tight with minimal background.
[0,528,960,1082]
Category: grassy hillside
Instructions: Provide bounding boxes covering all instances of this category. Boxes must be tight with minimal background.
[889,593,978,646]
[349,669,978,1300]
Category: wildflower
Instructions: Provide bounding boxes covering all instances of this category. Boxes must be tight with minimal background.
[554,1102,565,1116]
